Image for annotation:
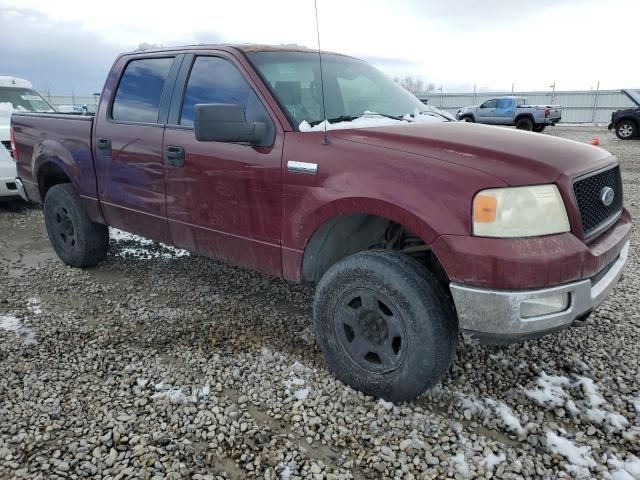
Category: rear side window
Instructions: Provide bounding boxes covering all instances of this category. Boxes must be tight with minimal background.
[180,56,251,126]
[112,57,173,123]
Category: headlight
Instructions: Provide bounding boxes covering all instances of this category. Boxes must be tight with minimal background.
[473,185,570,237]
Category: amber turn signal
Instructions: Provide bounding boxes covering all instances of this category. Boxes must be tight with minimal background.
[473,194,497,223]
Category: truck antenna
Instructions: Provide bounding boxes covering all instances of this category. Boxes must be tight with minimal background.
[314,0,331,145]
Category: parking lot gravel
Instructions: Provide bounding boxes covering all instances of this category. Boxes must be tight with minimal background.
[1,126,639,480]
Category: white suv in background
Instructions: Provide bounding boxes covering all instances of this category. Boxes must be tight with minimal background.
[0,76,55,152]
[0,76,55,199]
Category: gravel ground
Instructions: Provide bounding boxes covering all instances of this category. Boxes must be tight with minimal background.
[0,126,639,480]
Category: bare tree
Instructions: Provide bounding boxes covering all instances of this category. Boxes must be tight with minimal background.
[393,76,435,95]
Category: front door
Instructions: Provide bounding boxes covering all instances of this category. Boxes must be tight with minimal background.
[94,55,179,243]
[162,54,283,276]
[477,99,498,123]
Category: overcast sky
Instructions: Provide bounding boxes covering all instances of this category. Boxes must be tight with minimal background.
[1,0,639,96]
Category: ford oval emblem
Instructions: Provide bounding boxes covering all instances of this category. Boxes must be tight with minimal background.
[600,186,615,207]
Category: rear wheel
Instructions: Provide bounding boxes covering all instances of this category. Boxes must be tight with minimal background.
[44,184,109,267]
[515,117,534,131]
[615,120,638,140]
[532,124,546,133]
[313,250,457,402]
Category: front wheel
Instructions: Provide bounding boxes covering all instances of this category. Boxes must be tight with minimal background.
[532,124,546,133]
[44,184,109,267]
[461,116,474,123]
[313,250,457,402]
[615,120,638,140]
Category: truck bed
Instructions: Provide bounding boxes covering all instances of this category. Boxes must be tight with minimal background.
[11,112,100,210]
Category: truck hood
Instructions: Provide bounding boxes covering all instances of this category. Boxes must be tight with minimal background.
[333,122,615,185]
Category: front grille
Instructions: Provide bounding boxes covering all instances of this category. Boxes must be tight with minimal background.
[1,140,12,157]
[573,166,623,237]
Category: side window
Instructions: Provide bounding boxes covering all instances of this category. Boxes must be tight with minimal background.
[481,99,497,109]
[180,57,251,126]
[111,57,173,123]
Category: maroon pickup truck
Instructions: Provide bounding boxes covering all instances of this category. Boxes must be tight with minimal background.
[11,45,631,401]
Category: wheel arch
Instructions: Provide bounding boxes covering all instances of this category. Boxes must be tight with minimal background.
[298,199,447,284]
[514,113,535,124]
[36,157,73,201]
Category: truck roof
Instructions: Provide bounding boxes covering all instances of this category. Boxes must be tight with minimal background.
[0,76,34,89]
[123,43,348,57]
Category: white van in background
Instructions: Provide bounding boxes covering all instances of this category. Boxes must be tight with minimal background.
[0,76,56,155]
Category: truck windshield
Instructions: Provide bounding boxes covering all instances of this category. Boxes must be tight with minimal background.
[0,87,56,113]
[247,51,448,130]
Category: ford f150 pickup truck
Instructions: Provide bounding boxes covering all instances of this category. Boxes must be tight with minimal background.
[456,96,562,132]
[11,45,631,402]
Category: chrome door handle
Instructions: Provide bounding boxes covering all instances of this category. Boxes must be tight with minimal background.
[287,161,318,175]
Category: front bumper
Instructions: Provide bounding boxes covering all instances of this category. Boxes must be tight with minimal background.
[450,240,629,344]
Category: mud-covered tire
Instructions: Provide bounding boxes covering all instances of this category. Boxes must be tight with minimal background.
[615,120,638,140]
[516,117,534,131]
[312,250,457,402]
[532,124,546,133]
[44,184,109,267]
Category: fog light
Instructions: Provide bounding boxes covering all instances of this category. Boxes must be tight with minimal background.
[520,293,570,318]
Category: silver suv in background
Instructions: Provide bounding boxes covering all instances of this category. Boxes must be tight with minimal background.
[456,96,561,132]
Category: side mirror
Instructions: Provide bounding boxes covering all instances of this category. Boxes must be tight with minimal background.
[194,103,266,145]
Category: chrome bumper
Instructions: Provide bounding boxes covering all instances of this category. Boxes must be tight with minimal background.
[14,177,29,202]
[450,241,629,343]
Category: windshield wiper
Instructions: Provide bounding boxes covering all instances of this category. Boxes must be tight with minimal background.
[364,111,413,122]
[308,115,359,127]
[416,110,453,122]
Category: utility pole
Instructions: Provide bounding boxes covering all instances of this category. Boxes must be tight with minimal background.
[473,84,476,104]
[550,82,556,103]
[511,83,515,94]
[439,85,443,108]
[591,80,600,123]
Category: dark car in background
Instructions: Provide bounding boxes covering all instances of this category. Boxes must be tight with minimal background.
[609,89,640,140]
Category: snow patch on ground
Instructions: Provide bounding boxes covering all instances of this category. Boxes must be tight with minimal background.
[483,453,506,470]
[605,453,640,480]
[524,371,571,407]
[546,431,596,476]
[0,315,36,344]
[136,378,148,388]
[109,228,189,259]
[378,399,395,411]
[27,297,43,315]
[524,372,631,432]
[449,451,471,478]
[459,394,527,437]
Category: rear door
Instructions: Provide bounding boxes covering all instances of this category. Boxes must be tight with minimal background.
[162,52,284,276]
[477,99,498,123]
[495,98,516,125]
[94,54,181,243]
